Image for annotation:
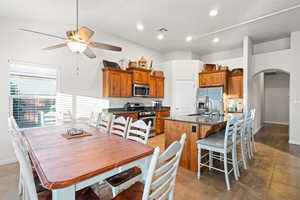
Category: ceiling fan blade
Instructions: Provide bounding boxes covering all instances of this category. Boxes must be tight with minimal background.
[83,47,96,59]
[19,28,66,40]
[89,42,122,52]
[43,43,67,50]
[77,26,95,41]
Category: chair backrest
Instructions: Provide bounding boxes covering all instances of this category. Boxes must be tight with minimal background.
[11,129,38,200]
[110,116,131,138]
[62,111,73,123]
[88,111,101,127]
[126,120,151,144]
[244,111,253,133]
[224,114,237,148]
[98,113,114,134]
[142,134,186,200]
[235,114,245,136]
[8,117,29,155]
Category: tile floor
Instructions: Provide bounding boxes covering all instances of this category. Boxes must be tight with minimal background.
[1,124,300,200]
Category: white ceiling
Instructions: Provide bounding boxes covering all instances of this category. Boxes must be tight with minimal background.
[1,0,300,55]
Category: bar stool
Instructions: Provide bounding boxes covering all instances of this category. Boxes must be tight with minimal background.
[197,115,239,190]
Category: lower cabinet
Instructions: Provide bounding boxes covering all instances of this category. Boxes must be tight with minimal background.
[156,110,170,134]
[115,112,138,121]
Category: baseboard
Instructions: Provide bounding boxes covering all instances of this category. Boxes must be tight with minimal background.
[264,121,289,126]
[254,126,263,135]
[289,140,300,145]
[0,158,17,166]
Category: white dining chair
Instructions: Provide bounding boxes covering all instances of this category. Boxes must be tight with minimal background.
[197,115,239,190]
[244,109,256,159]
[88,111,101,127]
[98,113,114,134]
[250,109,257,154]
[110,116,131,138]
[11,129,100,200]
[112,134,186,200]
[126,120,151,145]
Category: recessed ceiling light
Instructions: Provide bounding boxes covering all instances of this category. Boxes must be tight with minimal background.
[186,36,192,42]
[213,37,220,43]
[136,23,144,31]
[157,33,164,40]
[209,9,218,17]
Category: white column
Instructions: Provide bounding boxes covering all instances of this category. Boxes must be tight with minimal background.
[243,36,253,113]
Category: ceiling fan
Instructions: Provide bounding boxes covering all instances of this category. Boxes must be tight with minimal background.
[19,0,122,59]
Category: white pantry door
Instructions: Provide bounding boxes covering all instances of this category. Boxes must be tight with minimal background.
[173,80,196,115]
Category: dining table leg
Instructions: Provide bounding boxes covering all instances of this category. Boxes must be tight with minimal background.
[52,185,75,200]
[141,155,152,182]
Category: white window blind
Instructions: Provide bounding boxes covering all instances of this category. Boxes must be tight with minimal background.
[76,96,109,119]
[9,64,73,128]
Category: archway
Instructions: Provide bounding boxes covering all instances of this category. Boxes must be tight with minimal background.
[252,68,290,141]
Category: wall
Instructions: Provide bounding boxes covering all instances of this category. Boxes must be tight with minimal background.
[252,73,265,132]
[264,73,289,125]
[0,17,164,165]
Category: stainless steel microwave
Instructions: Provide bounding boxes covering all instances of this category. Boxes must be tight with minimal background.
[133,84,150,97]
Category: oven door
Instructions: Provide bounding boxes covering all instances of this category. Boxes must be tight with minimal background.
[139,116,156,132]
[133,84,150,97]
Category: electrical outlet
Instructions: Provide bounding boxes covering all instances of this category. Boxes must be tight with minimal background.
[192,125,197,132]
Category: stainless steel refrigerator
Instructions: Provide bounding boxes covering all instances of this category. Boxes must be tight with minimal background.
[196,86,224,114]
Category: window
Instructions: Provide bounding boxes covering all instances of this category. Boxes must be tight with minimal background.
[9,64,72,128]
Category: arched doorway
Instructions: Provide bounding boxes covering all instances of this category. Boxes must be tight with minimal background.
[252,68,290,142]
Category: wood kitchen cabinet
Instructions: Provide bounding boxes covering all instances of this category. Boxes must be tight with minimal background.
[103,67,132,97]
[115,112,138,121]
[149,76,165,98]
[127,68,150,85]
[199,70,229,92]
[228,73,243,98]
[156,110,170,134]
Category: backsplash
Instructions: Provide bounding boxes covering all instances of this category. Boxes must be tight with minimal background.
[109,98,163,108]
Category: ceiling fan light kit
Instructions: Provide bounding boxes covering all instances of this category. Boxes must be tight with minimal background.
[67,41,87,53]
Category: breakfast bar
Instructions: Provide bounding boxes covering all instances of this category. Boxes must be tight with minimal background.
[164,114,227,172]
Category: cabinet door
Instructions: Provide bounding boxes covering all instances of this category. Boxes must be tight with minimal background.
[228,75,243,98]
[132,70,150,85]
[109,72,121,97]
[156,110,170,134]
[149,76,156,98]
[120,73,132,97]
[156,78,164,98]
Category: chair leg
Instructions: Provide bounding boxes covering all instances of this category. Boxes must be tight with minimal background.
[251,129,257,153]
[223,152,230,190]
[241,138,248,170]
[232,147,239,180]
[209,150,213,171]
[247,134,252,159]
[197,148,201,179]
[18,171,23,196]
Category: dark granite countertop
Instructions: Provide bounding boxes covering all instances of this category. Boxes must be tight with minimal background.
[103,106,170,114]
[164,114,226,126]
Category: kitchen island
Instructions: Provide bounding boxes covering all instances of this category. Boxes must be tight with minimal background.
[164,114,227,172]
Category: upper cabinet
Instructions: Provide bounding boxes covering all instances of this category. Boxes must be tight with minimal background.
[149,76,165,98]
[127,68,150,85]
[103,67,164,98]
[228,73,243,98]
[199,70,229,92]
[103,67,132,98]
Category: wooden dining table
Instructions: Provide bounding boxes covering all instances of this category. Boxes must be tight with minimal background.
[22,124,154,200]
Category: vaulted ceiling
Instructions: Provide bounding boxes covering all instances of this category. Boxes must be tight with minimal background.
[1,0,300,55]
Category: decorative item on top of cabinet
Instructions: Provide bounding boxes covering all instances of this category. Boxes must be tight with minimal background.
[102,67,132,98]
[228,71,243,98]
[156,110,170,134]
[199,70,229,92]
[127,67,151,85]
[138,56,148,68]
[149,75,165,98]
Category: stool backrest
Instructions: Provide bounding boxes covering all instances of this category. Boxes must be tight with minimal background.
[245,111,252,134]
[224,114,237,148]
[126,120,151,144]
[110,116,131,138]
[11,129,38,200]
[236,114,245,136]
[142,134,186,200]
[98,113,114,134]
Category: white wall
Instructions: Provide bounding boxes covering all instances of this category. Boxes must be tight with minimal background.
[252,73,265,132]
[264,73,289,125]
[0,17,164,165]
